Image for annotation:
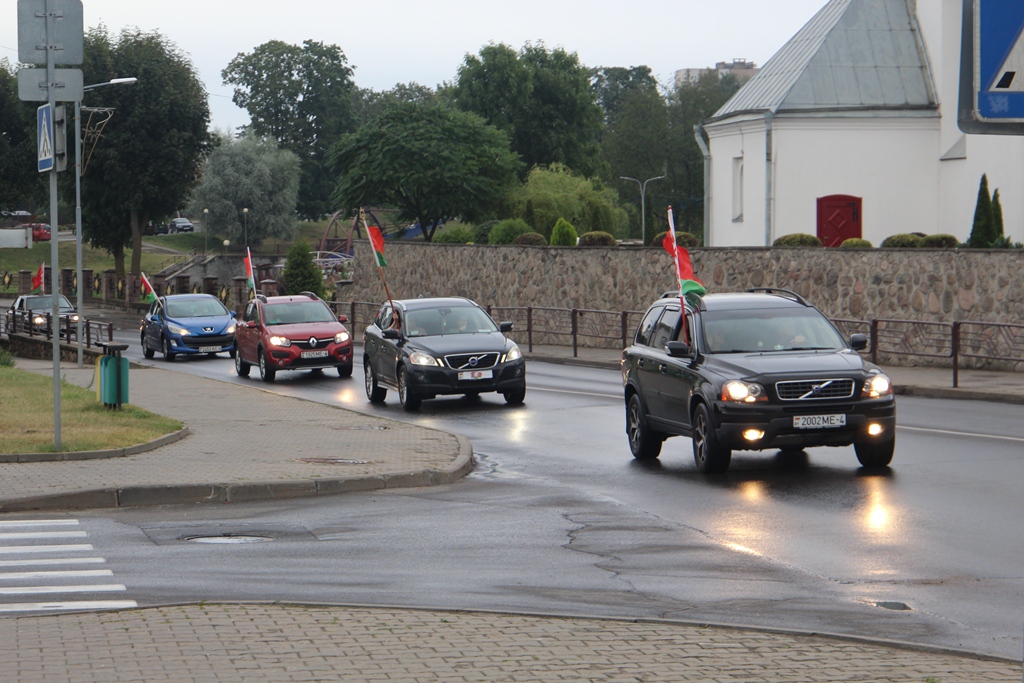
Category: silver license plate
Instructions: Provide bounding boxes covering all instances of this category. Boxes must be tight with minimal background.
[301,349,329,359]
[793,414,846,429]
[199,346,222,353]
[458,369,493,380]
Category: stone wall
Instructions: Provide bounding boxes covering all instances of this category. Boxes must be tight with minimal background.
[342,241,1024,324]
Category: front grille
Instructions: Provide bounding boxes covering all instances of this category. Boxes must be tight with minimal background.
[443,352,499,370]
[776,378,855,401]
[181,334,233,349]
[291,337,335,350]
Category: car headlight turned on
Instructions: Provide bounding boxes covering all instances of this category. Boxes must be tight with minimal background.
[334,331,350,344]
[502,344,522,363]
[722,380,767,403]
[862,373,892,398]
[32,314,45,325]
[169,324,192,336]
[225,322,236,335]
[409,350,441,366]
[268,335,291,347]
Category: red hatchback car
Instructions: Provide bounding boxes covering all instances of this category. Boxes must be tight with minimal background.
[234,292,354,382]
[17,223,51,241]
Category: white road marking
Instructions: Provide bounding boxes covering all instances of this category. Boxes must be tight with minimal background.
[0,531,88,540]
[0,520,79,528]
[898,425,1024,443]
[0,600,137,612]
[0,557,105,568]
[0,584,126,595]
[0,544,93,554]
[0,569,113,580]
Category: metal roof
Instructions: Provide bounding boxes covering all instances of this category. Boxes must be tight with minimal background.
[710,0,937,121]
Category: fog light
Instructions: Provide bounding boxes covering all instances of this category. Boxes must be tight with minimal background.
[742,429,764,441]
[867,423,884,436]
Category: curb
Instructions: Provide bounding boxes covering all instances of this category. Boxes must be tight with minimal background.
[0,427,190,464]
[894,385,1024,405]
[0,433,474,513]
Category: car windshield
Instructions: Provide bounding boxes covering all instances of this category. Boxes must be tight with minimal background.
[262,301,336,325]
[23,295,74,312]
[702,308,846,353]
[165,297,229,319]
[404,306,497,337]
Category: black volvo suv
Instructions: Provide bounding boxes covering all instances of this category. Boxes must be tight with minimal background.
[622,289,896,473]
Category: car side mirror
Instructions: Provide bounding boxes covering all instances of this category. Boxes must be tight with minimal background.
[338,314,348,323]
[382,328,400,340]
[499,321,513,332]
[230,311,237,319]
[850,333,868,351]
[666,340,693,358]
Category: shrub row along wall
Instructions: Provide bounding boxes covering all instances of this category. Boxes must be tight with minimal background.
[344,242,1024,324]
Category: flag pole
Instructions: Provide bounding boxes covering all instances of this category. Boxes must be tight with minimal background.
[666,206,690,346]
[360,207,394,310]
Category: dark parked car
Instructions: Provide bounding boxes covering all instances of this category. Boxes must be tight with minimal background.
[168,218,194,233]
[234,292,353,382]
[362,297,526,411]
[622,288,896,473]
[141,293,236,361]
[7,293,78,337]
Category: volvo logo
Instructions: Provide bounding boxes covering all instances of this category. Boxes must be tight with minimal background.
[468,355,481,367]
[811,384,822,394]
[309,337,318,347]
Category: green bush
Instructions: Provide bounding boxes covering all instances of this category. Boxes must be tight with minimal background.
[434,226,475,244]
[282,240,325,298]
[577,231,617,247]
[651,231,701,249]
[513,232,547,246]
[549,217,578,246]
[989,236,1024,249]
[838,238,873,248]
[474,220,498,243]
[0,346,13,367]
[488,218,532,245]
[773,233,823,247]
[920,234,960,248]
[880,233,925,248]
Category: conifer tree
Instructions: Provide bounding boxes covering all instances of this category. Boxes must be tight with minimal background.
[283,241,326,298]
[968,174,995,248]
[992,188,1004,239]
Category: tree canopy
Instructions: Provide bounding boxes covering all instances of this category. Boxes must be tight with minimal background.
[222,40,356,219]
[0,59,42,213]
[80,27,211,278]
[504,164,628,238]
[453,42,605,178]
[187,133,300,247]
[330,102,521,242]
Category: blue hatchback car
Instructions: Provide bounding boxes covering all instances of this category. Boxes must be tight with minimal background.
[141,293,237,361]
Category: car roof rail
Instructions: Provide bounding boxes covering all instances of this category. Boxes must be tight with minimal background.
[299,291,322,301]
[747,287,810,306]
[255,294,267,303]
[660,290,706,311]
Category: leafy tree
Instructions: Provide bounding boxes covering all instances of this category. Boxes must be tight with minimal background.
[0,59,43,212]
[550,217,578,246]
[352,82,436,127]
[504,164,628,238]
[282,240,325,298]
[453,42,605,177]
[223,40,356,219]
[591,66,660,126]
[968,174,996,248]
[80,27,211,278]
[187,133,301,247]
[330,102,521,242]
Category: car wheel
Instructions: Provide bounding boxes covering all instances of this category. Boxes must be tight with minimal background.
[364,361,386,403]
[626,393,663,460]
[692,403,731,473]
[337,363,353,378]
[504,388,526,405]
[397,366,421,411]
[162,336,176,362]
[142,334,155,359]
[258,349,276,383]
[854,437,895,468]
[235,348,250,377]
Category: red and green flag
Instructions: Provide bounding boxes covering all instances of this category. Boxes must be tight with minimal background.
[244,247,257,295]
[367,225,387,267]
[140,272,157,303]
[30,262,45,294]
[664,207,705,297]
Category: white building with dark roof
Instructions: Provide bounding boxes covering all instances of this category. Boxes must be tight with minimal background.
[698,0,1024,247]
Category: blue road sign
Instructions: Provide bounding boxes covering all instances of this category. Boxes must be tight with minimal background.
[37,103,53,173]
[975,0,1024,121]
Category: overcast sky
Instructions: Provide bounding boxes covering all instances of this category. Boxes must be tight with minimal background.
[2,0,827,132]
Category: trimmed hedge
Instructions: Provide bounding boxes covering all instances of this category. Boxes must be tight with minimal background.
[433,226,475,244]
[651,231,701,248]
[838,238,873,248]
[488,219,532,245]
[550,218,578,246]
[577,231,617,247]
[773,233,823,247]
[513,232,547,246]
[919,233,960,248]
[880,233,925,248]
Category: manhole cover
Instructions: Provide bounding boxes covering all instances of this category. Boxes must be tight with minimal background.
[332,426,389,431]
[298,458,370,465]
[181,534,273,544]
[875,600,912,611]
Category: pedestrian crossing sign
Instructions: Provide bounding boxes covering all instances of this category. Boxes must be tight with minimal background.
[974,0,1024,121]
[37,103,53,173]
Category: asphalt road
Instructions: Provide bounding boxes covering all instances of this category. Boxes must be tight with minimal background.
[54,328,1022,660]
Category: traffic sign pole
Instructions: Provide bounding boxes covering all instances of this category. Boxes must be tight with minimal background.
[46,0,61,450]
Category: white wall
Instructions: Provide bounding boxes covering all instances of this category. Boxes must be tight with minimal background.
[706,117,768,246]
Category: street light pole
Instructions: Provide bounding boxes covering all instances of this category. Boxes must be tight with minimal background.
[620,175,666,245]
[75,77,137,368]
[243,207,249,250]
[203,208,209,255]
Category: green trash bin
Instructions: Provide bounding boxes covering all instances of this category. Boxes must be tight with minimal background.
[98,342,129,408]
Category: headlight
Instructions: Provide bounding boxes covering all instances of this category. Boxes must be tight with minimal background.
[32,315,45,325]
[225,322,236,335]
[269,335,291,347]
[334,331,350,344]
[168,324,192,336]
[503,344,522,362]
[408,350,440,366]
[70,314,79,322]
[862,373,892,398]
[721,380,766,403]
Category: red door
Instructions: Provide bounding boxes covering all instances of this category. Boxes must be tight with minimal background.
[816,195,862,247]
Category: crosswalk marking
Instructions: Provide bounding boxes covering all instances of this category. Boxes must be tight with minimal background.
[0,519,136,613]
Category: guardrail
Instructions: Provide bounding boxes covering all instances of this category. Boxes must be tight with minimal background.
[1,312,113,348]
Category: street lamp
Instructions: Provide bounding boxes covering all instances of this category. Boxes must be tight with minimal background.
[75,77,137,367]
[223,239,230,256]
[203,208,209,255]
[620,175,666,245]
[242,208,249,250]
